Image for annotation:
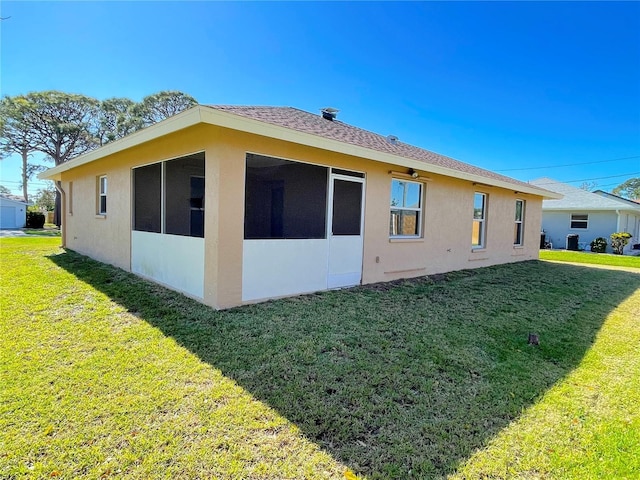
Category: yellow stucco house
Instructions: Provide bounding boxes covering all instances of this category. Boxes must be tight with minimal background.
[40,105,559,309]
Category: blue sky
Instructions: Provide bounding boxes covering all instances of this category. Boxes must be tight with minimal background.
[1,1,639,196]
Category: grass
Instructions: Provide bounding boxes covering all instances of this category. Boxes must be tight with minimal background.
[1,238,639,479]
[539,249,640,268]
[22,228,61,237]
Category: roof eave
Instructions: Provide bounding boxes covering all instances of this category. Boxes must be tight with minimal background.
[197,107,559,198]
[39,105,558,199]
[542,205,640,212]
[0,197,29,205]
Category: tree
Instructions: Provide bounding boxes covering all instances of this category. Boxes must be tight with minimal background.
[0,95,42,202]
[32,184,56,211]
[23,91,100,166]
[96,92,198,142]
[610,232,632,255]
[20,91,100,224]
[132,91,197,128]
[2,90,197,225]
[21,164,47,194]
[96,97,137,145]
[612,178,640,200]
[0,185,11,195]
[579,181,598,191]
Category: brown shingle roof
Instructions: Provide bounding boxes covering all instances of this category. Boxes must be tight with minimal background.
[210,105,535,189]
[40,104,559,198]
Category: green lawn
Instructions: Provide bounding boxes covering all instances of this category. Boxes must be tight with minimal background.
[2,238,639,479]
[539,249,640,268]
[22,225,62,237]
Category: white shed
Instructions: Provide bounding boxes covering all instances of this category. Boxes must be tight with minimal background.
[0,195,28,229]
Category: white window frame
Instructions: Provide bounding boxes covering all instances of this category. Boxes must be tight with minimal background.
[570,213,588,229]
[389,178,423,238]
[472,192,487,249]
[98,175,107,215]
[514,199,525,246]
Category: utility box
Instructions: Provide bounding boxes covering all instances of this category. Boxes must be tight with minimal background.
[566,234,579,251]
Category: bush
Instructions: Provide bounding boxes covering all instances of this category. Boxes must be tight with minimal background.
[590,237,608,253]
[610,232,632,255]
[26,211,45,229]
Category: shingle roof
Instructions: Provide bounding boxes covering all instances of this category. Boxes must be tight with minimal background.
[39,104,559,198]
[530,178,640,211]
[0,194,28,204]
[210,105,540,191]
[594,190,640,207]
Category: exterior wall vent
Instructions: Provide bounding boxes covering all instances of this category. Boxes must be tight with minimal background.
[321,107,339,121]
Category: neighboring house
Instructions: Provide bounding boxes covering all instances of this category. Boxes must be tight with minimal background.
[0,194,28,229]
[39,105,558,309]
[530,178,640,254]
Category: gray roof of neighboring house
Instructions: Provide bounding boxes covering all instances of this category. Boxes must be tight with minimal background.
[530,178,640,211]
[594,190,640,208]
[211,106,542,192]
[0,194,28,204]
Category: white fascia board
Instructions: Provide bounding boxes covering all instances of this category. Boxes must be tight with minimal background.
[38,105,559,199]
[543,206,640,212]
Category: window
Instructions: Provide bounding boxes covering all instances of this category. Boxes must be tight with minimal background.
[389,179,422,237]
[244,154,327,239]
[132,152,205,237]
[98,175,107,214]
[570,214,588,229]
[514,199,525,245]
[472,192,487,248]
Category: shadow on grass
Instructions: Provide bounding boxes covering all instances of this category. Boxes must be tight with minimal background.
[50,250,640,479]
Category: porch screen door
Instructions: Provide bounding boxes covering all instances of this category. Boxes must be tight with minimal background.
[327,173,365,289]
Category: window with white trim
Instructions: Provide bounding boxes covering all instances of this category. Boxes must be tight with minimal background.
[389,179,422,237]
[570,214,588,229]
[472,192,487,248]
[514,199,525,245]
[98,175,107,215]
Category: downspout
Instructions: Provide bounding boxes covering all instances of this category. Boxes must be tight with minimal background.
[54,180,66,248]
[615,209,625,254]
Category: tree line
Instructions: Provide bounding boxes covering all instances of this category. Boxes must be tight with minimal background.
[580,179,640,200]
[612,178,640,201]
[0,90,197,205]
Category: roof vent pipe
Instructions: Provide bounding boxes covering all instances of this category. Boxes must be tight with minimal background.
[387,135,399,144]
[321,107,339,121]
